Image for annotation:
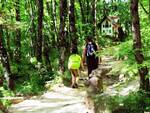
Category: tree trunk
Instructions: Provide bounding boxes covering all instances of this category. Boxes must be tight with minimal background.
[131,0,150,91]
[91,0,97,37]
[0,25,15,90]
[0,101,8,113]
[69,0,78,50]
[52,0,58,40]
[78,0,85,23]
[118,26,125,42]
[46,1,58,46]
[86,0,90,23]
[36,0,43,62]
[59,0,67,74]
[14,0,21,63]
[29,0,37,57]
[43,36,52,71]
[6,30,13,59]
[103,1,108,17]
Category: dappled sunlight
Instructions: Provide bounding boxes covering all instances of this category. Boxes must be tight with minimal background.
[9,86,93,113]
[120,85,138,96]
[105,77,139,96]
[1,0,150,112]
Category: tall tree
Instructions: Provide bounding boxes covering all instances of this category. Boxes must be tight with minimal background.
[103,0,108,17]
[14,0,21,63]
[43,36,52,71]
[0,26,14,90]
[131,0,150,91]
[36,0,43,62]
[78,0,86,23]
[59,0,67,74]
[28,0,37,57]
[52,0,58,39]
[6,30,13,59]
[69,0,77,50]
[86,0,90,23]
[91,0,97,37]
[46,1,58,45]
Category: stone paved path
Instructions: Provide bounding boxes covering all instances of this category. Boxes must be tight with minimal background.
[8,85,94,113]
[8,56,139,113]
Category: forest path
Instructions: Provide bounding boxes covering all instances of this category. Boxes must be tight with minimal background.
[8,56,139,113]
[8,56,112,113]
[8,85,93,113]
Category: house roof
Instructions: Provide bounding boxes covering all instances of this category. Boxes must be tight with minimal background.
[97,16,120,31]
[107,16,119,25]
[98,16,119,26]
[108,16,119,20]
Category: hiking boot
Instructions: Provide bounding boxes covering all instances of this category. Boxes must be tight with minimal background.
[71,83,78,88]
[74,83,78,88]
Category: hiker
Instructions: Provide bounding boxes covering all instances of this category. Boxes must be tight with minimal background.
[68,47,83,88]
[82,37,100,77]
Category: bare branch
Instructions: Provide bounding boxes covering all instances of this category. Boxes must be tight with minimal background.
[140,2,149,14]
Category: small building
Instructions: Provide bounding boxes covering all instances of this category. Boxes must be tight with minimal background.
[100,16,120,37]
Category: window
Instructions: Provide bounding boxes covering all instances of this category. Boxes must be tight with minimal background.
[105,21,109,28]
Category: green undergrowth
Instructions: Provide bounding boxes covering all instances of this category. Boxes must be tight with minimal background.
[0,87,14,107]
[94,91,150,113]
[47,71,72,89]
[98,39,150,77]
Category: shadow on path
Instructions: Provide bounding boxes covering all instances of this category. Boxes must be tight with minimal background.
[9,85,94,113]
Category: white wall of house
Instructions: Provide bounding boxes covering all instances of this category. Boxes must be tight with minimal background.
[101,20,113,36]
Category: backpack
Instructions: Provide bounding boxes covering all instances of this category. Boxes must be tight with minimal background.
[86,43,97,57]
[68,54,81,69]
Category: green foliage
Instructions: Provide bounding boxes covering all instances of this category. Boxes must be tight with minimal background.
[114,41,133,60]
[0,0,149,110]
[0,87,14,106]
[0,64,3,77]
[15,69,56,95]
[10,57,56,95]
[15,74,44,95]
[140,17,150,68]
[99,40,139,77]
[97,35,115,47]
[46,76,63,90]
[145,95,150,111]
[30,57,38,65]
[107,92,149,113]
[97,0,150,81]
[139,0,150,69]
[0,87,14,97]
[62,71,72,86]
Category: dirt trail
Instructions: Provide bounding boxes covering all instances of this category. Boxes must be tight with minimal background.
[8,56,139,113]
[8,56,115,113]
[8,85,94,113]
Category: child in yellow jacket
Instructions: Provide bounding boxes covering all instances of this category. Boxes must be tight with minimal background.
[68,48,83,88]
